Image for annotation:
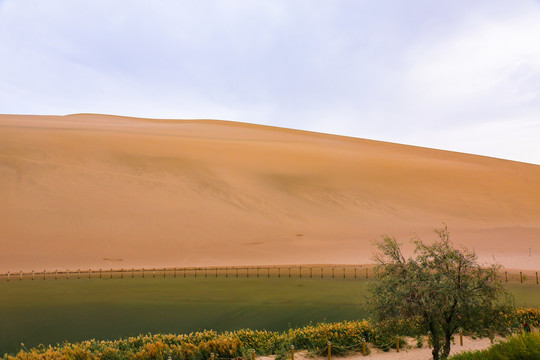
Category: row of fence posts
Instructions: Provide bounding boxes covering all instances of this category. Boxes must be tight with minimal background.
[205,337,391,360]
[426,329,491,349]
[3,268,539,284]
[170,326,514,360]
[1,266,372,281]
[276,330,475,360]
[504,270,539,284]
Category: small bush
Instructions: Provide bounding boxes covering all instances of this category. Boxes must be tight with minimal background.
[416,335,424,348]
[449,332,540,360]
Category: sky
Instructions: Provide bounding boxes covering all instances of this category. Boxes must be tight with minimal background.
[1,1,539,165]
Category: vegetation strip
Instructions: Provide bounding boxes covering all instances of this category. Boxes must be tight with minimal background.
[3,308,538,360]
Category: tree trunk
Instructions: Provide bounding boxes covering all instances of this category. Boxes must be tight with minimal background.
[442,332,452,358]
[432,344,440,360]
[431,333,440,360]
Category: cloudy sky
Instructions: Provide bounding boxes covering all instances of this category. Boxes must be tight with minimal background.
[1,1,539,164]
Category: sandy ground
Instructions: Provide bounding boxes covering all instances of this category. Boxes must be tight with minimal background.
[1,114,539,272]
[259,336,496,360]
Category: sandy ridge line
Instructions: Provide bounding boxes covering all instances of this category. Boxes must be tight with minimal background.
[8,113,537,165]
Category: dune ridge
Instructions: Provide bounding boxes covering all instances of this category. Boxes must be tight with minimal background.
[1,114,539,272]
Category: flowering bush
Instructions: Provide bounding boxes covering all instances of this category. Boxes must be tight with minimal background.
[3,308,537,360]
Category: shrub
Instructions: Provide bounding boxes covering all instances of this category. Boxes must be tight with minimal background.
[449,332,540,360]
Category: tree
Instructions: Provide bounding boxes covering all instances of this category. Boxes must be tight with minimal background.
[368,226,513,360]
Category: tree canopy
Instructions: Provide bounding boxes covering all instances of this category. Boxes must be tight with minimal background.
[368,226,513,360]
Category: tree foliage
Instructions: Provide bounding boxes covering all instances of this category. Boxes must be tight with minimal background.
[368,226,513,360]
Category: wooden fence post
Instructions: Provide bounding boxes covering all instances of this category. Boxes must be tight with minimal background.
[164,267,166,278]
[216,268,218,278]
[536,272,538,285]
[396,336,399,352]
[362,339,366,356]
[310,267,312,278]
[78,269,80,279]
[7,271,9,282]
[99,268,102,279]
[268,268,270,278]
[236,267,238,278]
[321,267,323,278]
[326,341,332,360]
[290,345,294,360]
[520,271,523,283]
[66,269,69,280]
[289,267,291,278]
[343,267,345,278]
[459,329,463,346]
[55,269,58,280]
[110,268,113,279]
[45,270,47,280]
[278,267,280,278]
[332,267,334,278]
[299,266,302,278]
[505,271,508,282]
[355,268,357,279]
[251,349,255,360]
[366,268,368,278]
[327,341,331,360]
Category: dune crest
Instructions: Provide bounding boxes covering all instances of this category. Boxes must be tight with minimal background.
[1,114,539,272]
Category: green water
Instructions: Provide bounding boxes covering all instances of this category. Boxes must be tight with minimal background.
[0,277,368,355]
[0,276,537,356]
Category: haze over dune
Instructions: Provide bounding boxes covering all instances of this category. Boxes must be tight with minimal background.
[1,114,539,272]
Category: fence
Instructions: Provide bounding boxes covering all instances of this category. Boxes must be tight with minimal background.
[207,326,535,360]
[0,265,372,282]
[0,266,537,284]
[204,331,473,360]
[503,270,540,284]
[206,340,373,360]
[0,266,371,281]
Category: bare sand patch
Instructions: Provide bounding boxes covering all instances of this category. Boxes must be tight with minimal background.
[258,336,495,360]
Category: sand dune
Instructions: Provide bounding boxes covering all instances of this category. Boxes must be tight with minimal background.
[0,114,539,272]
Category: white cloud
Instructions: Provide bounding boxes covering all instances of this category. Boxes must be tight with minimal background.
[402,11,540,119]
[401,118,540,165]
[0,0,539,164]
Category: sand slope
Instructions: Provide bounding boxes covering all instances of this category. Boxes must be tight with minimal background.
[0,114,539,272]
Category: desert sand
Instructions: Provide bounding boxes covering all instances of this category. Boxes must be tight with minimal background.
[260,336,497,360]
[0,114,539,272]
